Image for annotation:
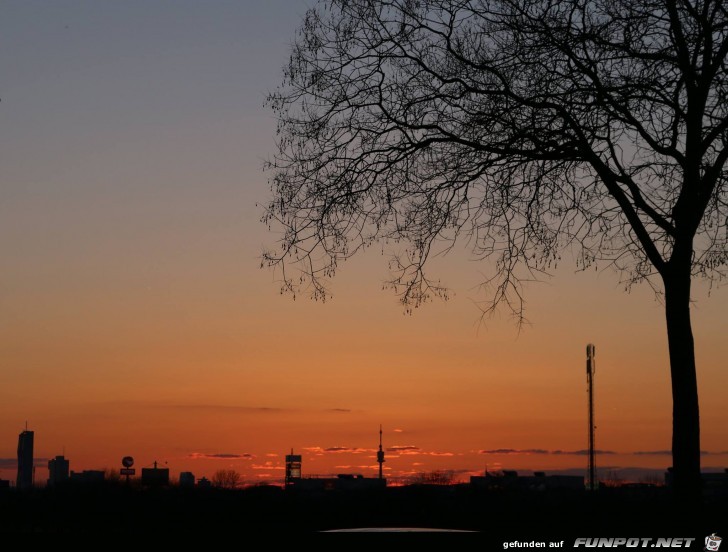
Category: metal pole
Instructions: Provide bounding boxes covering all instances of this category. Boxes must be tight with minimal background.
[587,344,597,491]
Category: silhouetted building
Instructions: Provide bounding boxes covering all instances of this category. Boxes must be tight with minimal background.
[702,470,728,497]
[287,473,386,492]
[70,470,105,484]
[179,471,195,488]
[141,462,169,487]
[197,477,211,489]
[470,471,585,491]
[47,455,70,487]
[665,467,728,496]
[0,480,10,490]
[16,429,34,490]
[284,447,385,492]
[285,449,302,487]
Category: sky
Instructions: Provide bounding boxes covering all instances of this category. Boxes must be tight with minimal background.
[0,1,726,486]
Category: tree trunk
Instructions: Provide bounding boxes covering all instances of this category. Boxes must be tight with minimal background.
[662,251,701,504]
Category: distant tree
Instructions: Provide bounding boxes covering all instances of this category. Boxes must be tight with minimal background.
[104,468,121,483]
[264,0,728,502]
[211,469,241,490]
[407,470,457,485]
[639,473,666,486]
[601,469,626,488]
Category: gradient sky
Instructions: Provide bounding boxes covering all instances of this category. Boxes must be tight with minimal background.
[1,1,726,485]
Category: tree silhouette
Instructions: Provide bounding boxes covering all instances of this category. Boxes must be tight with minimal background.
[211,469,241,490]
[264,0,728,501]
[406,469,457,486]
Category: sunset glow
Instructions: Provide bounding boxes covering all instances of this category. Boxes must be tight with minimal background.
[1,1,726,488]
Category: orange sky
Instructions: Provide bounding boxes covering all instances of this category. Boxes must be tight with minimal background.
[0,2,726,486]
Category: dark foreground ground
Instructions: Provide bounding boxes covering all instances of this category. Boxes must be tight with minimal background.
[0,484,725,537]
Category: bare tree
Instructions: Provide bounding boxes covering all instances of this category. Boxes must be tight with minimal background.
[601,469,626,488]
[104,468,121,483]
[264,0,728,501]
[406,469,457,485]
[211,469,241,490]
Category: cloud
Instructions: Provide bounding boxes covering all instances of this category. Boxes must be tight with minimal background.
[552,449,616,455]
[479,448,616,455]
[0,457,48,469]
[448,468,482,475]
[252,464,285,471]
[387,449,454,457]
[387,445,420,452]
[167,404,288,413]
[393,429,404,433]
[0,458,18,469]
[324,446,363,453]
[105,400,362,415]
[188,453,255,460]
[482,448,724,456]
[303,446,374,454]
[479,448,549,455]
[163,403,354,414]
[265,453,279,458]
[100,400,294,414]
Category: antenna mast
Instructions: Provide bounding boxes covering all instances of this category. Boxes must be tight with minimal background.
[586,344,597,491]
[377,425,385,480]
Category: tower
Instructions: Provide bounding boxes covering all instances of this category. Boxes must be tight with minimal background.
[285,448,302,488]
[17,427,34,490]
[586,344,597,491]
[377,425,385,480]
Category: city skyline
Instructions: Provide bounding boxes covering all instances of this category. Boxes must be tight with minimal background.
[1,2,726,486]
[3,416,728,486]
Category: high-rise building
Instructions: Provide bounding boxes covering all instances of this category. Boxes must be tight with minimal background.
[48,455,70,487]
[17,429,34,490]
